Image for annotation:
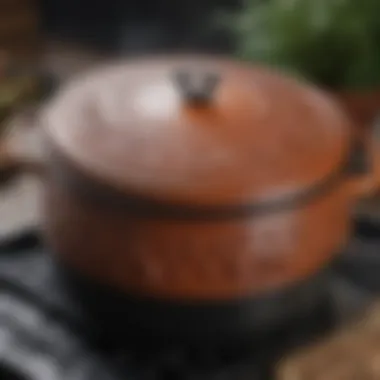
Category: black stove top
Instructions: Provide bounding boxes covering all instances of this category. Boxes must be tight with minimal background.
[0,218,379,380]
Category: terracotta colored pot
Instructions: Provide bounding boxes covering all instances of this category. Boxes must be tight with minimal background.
[1,56,380,342]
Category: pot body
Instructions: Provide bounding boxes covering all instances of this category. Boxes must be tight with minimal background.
[41,146,353,341]
[1,55,378,341]
[43,155,353,301]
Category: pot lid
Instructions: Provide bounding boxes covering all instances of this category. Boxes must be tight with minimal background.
[43,56,351,206]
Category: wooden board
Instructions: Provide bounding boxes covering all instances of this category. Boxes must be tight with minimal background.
[277,302,380,380]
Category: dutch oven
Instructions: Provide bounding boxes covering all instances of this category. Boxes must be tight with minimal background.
[1,56,380,344]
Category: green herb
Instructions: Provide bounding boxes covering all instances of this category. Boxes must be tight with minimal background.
[230,0,380,89]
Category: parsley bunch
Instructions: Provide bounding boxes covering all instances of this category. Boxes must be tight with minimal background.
[232,0,380,89]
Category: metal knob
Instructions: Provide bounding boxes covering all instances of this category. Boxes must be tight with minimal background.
[173,69,220,106]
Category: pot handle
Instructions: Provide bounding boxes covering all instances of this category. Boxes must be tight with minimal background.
[0,153,45,188]
[347,115,380,198]
[369,116,380,192]
[0,119,45,190]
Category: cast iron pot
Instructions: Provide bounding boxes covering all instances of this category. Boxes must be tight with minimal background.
[2,56,380,344]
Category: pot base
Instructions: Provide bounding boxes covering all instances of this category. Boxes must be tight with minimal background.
[56,259,335,346]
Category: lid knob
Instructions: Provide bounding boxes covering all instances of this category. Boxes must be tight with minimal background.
[173,69,220,106]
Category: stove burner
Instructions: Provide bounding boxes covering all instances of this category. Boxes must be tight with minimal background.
[0,218,379,380]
